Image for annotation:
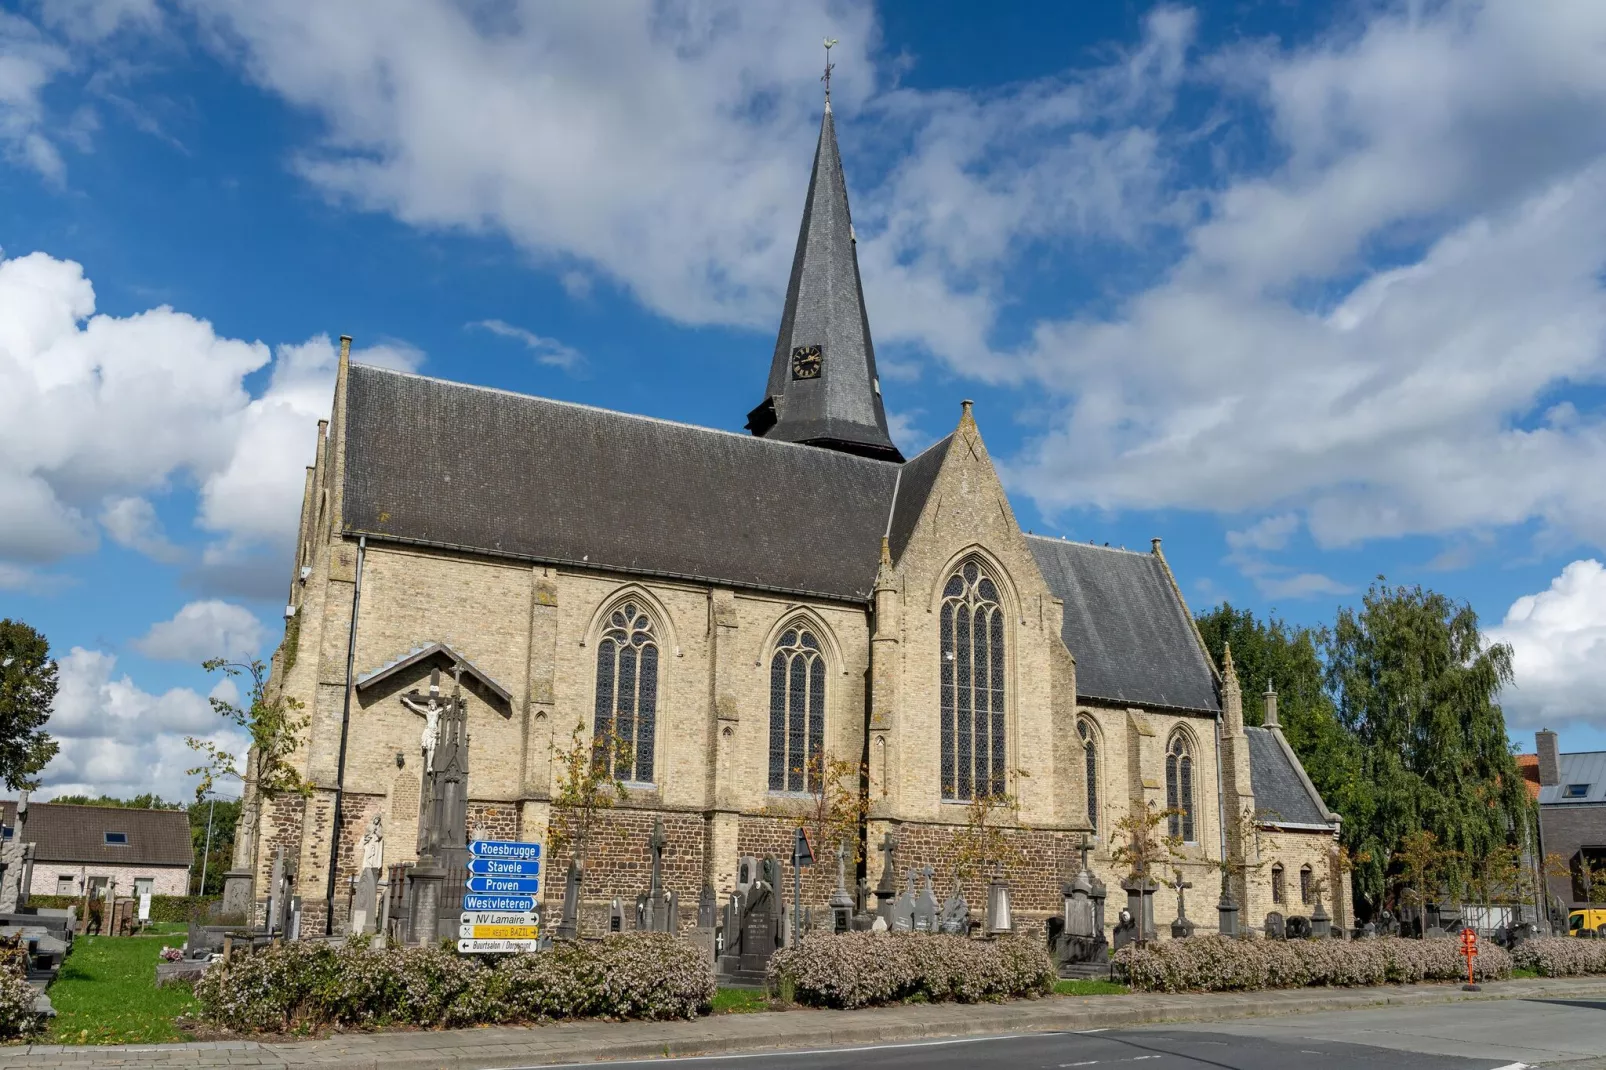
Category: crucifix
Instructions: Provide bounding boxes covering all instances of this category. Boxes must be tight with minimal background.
[875,829,899,899]
[1171,870,1193,920]
[821,37,837,102]
[400,668,449,772]
[1076,833,1094,879]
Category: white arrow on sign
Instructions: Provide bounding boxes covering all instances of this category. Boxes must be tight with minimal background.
[458,938,539,954]
[460,911,541,927]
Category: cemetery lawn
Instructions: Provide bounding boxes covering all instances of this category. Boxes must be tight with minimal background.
[47,933,197,1045]
[1054,979,1129,996]
[712,988,772,1013]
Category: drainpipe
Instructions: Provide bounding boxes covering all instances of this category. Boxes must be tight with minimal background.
[325,535,366,934]
[1214,717,1229,892]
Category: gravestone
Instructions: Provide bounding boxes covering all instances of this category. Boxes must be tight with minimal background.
[874,831,900,919]
[890,870,916,932]
[0,791,32,913]
[829,842,855,934]
[1053,845,1109,976]
[1216,871,1240,939]
[1264,911,1286,940]
[689,882,717,961]
[1311,893,1331,939]
[554,859,582,940]
[610,898,625,933]
[1286,914,1311,939]
[716,857,782,986]
[1362,921,1377,939]
[641,815,672,932]
[939,881,970,935]
[265,848,287,935]
[985,875,1013,934]
[1112,907,1138,950]
[1121,878,1157,942]
[913,867,939,932]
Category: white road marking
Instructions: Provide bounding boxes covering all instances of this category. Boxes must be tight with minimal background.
[502,1031,1046,1067]
[1487,1064,1532,1070]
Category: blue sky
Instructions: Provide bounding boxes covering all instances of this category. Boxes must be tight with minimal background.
[3,0,1605,800]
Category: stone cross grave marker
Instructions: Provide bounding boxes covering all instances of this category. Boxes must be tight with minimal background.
[913,866,939,932]
[891,869,916,931]
[875,831,899,917]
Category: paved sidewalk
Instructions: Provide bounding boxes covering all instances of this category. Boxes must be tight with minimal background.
[6,977,1606,1070]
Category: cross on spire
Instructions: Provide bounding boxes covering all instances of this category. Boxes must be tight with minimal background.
[822,37,837,104]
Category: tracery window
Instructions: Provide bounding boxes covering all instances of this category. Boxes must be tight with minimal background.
[1300,865,1313,905]
[1078,719,1098,833]
[1272,864,1285,905]
[592,602,658,783]
[1166,732,1196,843]
[768,624,826,793]
[940,559,1006,800]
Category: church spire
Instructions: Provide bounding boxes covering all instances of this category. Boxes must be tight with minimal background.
[745,50,903,463]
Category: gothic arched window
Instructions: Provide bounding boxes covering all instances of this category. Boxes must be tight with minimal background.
[1300,865,1313,905]
[1272,863,1286,905]
[593,602,658,783]
[1078,719,1098,833]
[769,624,826,793]
[940,559,1005,800]
[1166,732,1195,843]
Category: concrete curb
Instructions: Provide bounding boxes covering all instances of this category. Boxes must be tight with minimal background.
[8,977,1606,1069]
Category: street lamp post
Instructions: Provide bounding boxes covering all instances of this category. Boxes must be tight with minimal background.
[198,772,243,897]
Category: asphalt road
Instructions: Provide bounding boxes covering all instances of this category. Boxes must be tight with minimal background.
[522,998,1606,1069]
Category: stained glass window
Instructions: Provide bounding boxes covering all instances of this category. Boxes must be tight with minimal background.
[1166,733,1196,843]
[593,602,658,783]
[1078,719,1098,833]
[940,560,1005,800]
[1272,864,1285,905]
[1300,865,1312,905]
[769,626,826,792]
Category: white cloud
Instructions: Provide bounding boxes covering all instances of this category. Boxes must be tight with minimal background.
[0,12,71,180]
[99,495,183,563]
[0,250,423,584]
[131,600,266,664]
[1226,514,1299,554]
[39,646,246,801]
[1490,559,1606,733]
[470,319,584,372]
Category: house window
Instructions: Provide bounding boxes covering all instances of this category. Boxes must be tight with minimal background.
[1271,864,1285,905]
[1565,784,1591,799]
[592,602,659,783]
[1078,719,1098,833]
[104,832,128,845]
[134,878,153,899]
[1166,733,1196,843]
[768,625,826,793]
[940,559,1006,801]
[55,875,74,896]
[1300,865,1313,905]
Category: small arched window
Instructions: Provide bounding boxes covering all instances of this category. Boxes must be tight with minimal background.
[1166,732,1195,843]
[1078,719,1098,833]
[768,624,826,793]
[1300,865,1313,905]
[593,602,658,783]
[1272,864,1285,905]
[940,559,1006,800]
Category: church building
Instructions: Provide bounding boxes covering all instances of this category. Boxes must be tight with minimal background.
[237,93,1348,940]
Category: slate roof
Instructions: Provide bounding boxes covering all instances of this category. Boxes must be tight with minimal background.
[0,802,192,868]
[751,104,901,461]
[1025,537,1219,713]
[343,364,900,603]
[1539,751,1606,805]
[1245,728,1331,827]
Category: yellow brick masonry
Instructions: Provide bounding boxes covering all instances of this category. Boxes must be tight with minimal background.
[241,347,1341,941]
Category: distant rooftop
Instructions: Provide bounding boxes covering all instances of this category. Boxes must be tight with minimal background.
[1539,750,1606,806]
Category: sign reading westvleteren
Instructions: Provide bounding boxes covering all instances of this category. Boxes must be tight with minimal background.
[467,856,541,877]
[462,894,537,913]
[469,839,542,861]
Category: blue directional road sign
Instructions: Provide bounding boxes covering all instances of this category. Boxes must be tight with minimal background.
[467,875,541,895]
[463,894,537,913]
[469,839,542,861]
[468,856,541,877]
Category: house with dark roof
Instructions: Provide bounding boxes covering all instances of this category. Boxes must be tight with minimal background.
[0,801,192,899]
[242,86,1342,941]
[1532,731,1606,918]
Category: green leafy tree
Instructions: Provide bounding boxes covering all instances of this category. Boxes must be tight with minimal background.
[948,777,1030,883]
[1327,580,1533,913]
[547,721,632,936]
[0,620,61,789]
[187,658,311,882]
[50,793,181,809]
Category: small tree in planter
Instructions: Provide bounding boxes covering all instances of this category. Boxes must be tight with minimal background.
[547,721,632,937]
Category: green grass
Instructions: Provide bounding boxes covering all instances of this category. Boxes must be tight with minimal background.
[711,987,772,1014]
[1054,978,1129,996]
[1511,967,1541,979]
[47,933,197,1045]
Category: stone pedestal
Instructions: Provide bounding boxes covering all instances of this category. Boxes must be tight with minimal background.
[220,871,254,923]
[409,867,444,944]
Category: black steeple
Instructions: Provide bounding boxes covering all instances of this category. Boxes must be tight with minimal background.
[745,96,903,463]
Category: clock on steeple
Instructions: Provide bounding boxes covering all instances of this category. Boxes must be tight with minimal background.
[790,344,822,380]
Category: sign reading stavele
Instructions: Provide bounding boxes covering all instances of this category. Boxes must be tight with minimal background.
[459,839,543,955]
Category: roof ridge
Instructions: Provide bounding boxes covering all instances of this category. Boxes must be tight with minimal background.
[351,362,900,467]
[1023,532,1152,557]
[23,801,184,812]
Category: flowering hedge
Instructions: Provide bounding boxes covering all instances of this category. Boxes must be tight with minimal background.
[1512,937,1606,977]
[0,959,39,1039]
[765,933,1054,1009]
[194,934,714,1033]
[1113,936,1511,993]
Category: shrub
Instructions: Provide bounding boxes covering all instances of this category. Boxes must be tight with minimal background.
[0,948,39,1040]
[194,933,713,1033]
[27,893,213,924]
[1513,937,1606,977]
[766,932,1055,1010]
[1114,936,1512,993]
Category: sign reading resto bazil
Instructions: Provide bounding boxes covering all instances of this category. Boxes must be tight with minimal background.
[458,839,542,954]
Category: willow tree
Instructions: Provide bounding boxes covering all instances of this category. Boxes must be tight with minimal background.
[1326,580,1531,913]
